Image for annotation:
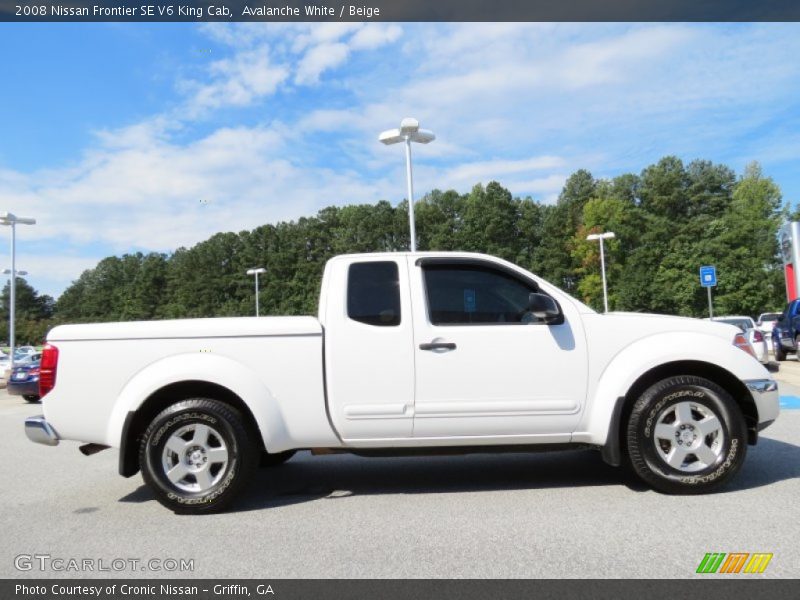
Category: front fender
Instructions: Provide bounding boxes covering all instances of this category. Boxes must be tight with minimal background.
[573,331,770,447]
[106,353,289,452]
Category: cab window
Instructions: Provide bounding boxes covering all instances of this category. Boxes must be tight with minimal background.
[422,264,539,325]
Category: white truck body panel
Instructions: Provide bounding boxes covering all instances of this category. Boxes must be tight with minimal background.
[44,317,341,452]
[322,255,416,440]
[407,255,590,438]
[38,251,777,458]
[574,316,774,444]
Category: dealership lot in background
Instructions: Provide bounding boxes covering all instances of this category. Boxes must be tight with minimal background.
[1,367,798,579]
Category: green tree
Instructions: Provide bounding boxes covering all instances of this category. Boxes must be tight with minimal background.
[43,158,788,327]
[0,277,55,344]
[711,162,784,315]
[534,169,596,292]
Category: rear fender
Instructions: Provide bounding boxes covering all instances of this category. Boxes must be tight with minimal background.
[106,353,289,453]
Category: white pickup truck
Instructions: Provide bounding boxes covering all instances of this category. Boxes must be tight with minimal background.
[26,252,779,513]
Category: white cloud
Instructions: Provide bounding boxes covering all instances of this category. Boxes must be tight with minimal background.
[181,48,289,115]
[439,156,566,189]
[186,23,403,106]
[350,24,402,51]
[505,174,568,203]
[292,24,403,84]
[3,23,800,300]
[294,42,350,85]
[0,123,376,250]
[0,256,103,299]
[290,23,363,52]
[555,26,695,89]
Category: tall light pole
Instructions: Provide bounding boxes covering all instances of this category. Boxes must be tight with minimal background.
[0,213,36,366]
[586,231,616,313]
[379,118,435,252]
[2,270,27,358]
[246,267,266,317]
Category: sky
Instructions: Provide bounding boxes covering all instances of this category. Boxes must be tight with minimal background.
[1,22,799,299]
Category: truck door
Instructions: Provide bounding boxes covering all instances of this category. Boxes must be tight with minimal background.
[409,257,588,439]
[324,257,415,440]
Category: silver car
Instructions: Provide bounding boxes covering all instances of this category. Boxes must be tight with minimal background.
[711,316,768,364]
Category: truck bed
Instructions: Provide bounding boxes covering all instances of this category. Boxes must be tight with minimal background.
[43,316,339,451]
[48,316,322,341]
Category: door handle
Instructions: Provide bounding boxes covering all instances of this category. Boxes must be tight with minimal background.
[419,341,457,351]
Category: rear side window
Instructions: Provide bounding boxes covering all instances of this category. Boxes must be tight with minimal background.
[347,262,401,326]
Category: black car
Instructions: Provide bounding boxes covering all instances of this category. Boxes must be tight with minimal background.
[7,360,41,402]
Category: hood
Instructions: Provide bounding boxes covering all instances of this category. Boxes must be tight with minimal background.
[582,311,742,346]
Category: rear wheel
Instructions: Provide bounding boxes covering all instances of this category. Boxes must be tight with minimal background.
[23,395,39,403]
[775,341,786,361]
[627,375,746,494]
[139,398,258,514]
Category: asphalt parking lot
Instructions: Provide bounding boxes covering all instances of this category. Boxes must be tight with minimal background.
[1,365,798,580]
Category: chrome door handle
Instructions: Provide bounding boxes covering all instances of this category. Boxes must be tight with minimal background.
[419,342,456,351]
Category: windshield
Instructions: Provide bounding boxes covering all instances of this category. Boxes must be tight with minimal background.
[760,313,780,322]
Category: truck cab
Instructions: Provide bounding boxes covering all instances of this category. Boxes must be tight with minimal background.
[321,253,590,443]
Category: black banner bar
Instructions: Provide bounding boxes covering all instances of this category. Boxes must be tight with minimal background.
[4,579,800,600]
[2,0,800,22]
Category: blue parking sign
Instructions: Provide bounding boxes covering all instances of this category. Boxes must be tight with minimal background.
[699,265,717,287]
[464,289,477,313]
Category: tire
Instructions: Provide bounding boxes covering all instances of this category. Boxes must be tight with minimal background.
[139,398,258,514]
[260,449,296,468]
[775,341,786,361]
[23,395,40,403]
[626,375,746,494]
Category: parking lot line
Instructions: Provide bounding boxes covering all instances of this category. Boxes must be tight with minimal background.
[779,395,800,409]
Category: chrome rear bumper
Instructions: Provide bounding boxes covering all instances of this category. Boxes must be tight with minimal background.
[25,415,60,446]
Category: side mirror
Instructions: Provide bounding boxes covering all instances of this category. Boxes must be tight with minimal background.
[528,292,562,323]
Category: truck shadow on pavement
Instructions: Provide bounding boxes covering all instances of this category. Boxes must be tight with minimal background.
[119,436,800,512]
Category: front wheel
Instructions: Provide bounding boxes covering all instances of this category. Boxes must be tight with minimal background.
[774,341,786,361]
[626,375,746,494]
[23,395,40,403]
[139,398,258,514]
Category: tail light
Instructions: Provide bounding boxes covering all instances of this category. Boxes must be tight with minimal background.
[733,333,756,358]
[753,329,764,343]
[39,344,58,398]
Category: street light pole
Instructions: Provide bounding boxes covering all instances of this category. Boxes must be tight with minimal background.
[403,136,417,253]
[379,118,435,253]
[0,213,36,367]
[246,268,266,317]
[586,231,616,313]
[707,286,714,319]
[3,268,27,360]
[10,222,16,359]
